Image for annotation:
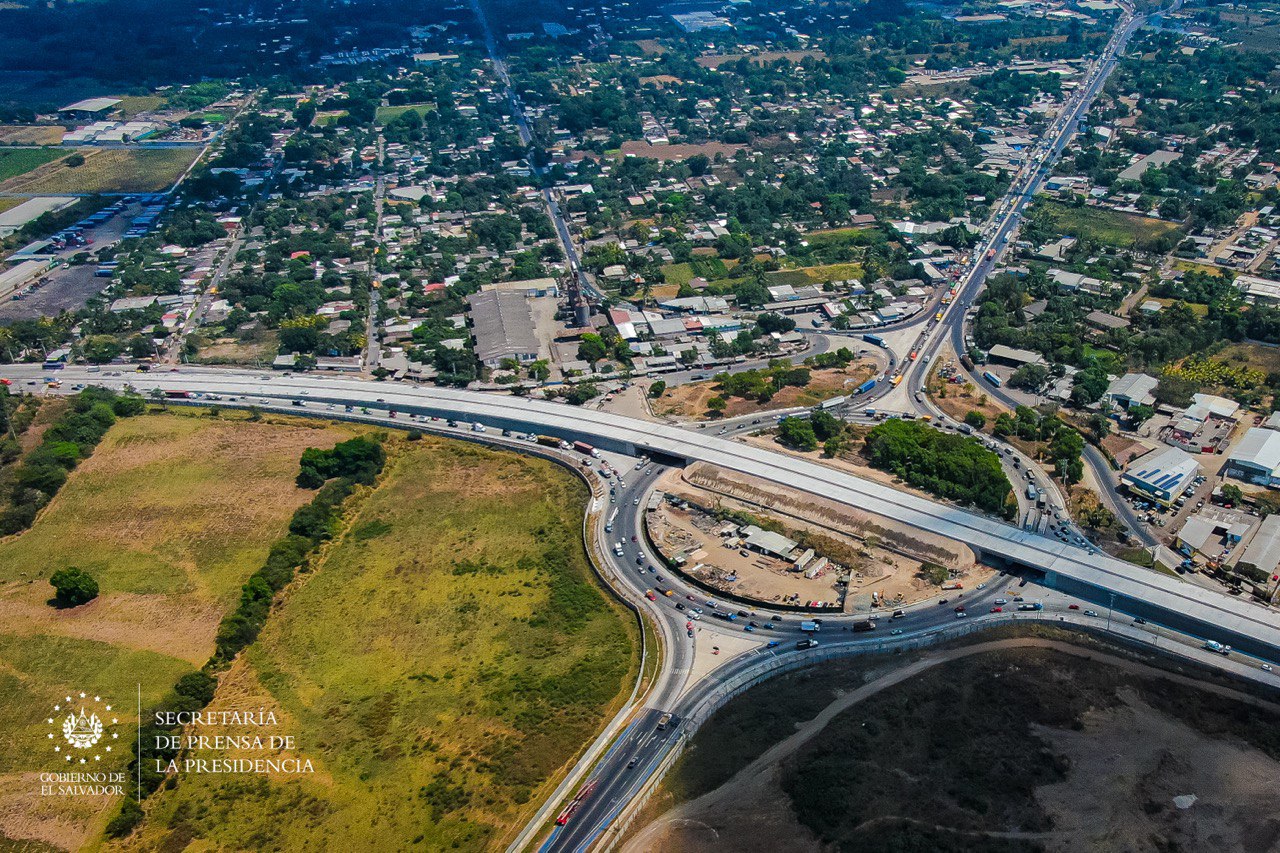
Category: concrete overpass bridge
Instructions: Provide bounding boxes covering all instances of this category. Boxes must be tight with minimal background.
[17,364,1280,662]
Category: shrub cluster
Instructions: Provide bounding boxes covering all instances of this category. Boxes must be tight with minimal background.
[0,388,144,535]
[296,436,385,488]
[863,418,1014,518]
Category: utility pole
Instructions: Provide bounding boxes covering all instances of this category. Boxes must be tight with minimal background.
[1105,592,1116,631]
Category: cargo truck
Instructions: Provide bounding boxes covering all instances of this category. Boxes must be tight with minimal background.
[536,435,560,448]
[818,395,847,410]
[862,333,886,347]
[851,620,876,632]
[800,620,820,632]
[572,440,600,457]
[855,378,877,395]
[1017,602,1044,611]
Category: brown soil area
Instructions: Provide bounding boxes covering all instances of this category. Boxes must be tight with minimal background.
[695,49,826,68]
[653,464,987,612]
[654,363,877,422]
[617,141,744,161]
[927,349,1009,426]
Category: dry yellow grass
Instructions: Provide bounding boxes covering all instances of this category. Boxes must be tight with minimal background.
[0,147,201,194]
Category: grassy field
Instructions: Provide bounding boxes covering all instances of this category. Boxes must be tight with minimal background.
[0,410,365,852]
[375,103,434,125]
[0,148,201,194]
[1033,200,1182,250]
[1214,341,1280,376]
[116,95,165,117]
[126,437,638,852]
[0,148,66,182]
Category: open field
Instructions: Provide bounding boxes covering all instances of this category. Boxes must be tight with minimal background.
[115,95,165,117]
[617,141,742,161]
[0,408,368,674]
[695,49,826,69]
[124,437,638,852]
[0,148,201,194]
[0,410,365,852]
[1215,341,1280,377]
[0,149,66,182]
[0,126,65,145]
[654,363,878,421]
[635,635,1280,853]
[375,103,434,125]
[1033,201,1182,250]
[0,197,25,214]
[193,331,281,366]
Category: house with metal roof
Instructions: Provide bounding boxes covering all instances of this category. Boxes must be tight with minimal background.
[465,290,540,368]
[1103,373,1158,410]
[1120,445,1200,506]
[1226,428,1280,488]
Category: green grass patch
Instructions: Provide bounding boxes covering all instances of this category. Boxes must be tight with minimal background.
[0,148,65,182]
[1032,200,1182,250]
[375,102,435,125]
[133,437,638,851]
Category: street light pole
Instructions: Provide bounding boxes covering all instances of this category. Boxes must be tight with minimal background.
[1106,592,1116,631]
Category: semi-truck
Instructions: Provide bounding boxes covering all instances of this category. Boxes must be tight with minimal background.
[555,780,598,826]
[818,395,847,410]
[796,638,819,650]
[855,378,877,395]
[1017,602,1044,611]
[572,440,600,458]
[536,435,560,448]
[851,620,876,632]
[982,371,1002,387]
[862,333,886,347]
[800,620,821,632]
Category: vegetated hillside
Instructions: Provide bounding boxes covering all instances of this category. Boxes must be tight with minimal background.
[125,437,637,852]
[650,640,1280,853]
[0,409,366,853]
[863,418,1014,517]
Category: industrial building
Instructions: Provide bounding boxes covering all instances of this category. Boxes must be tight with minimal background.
[465,290,540,368]
[57,97,121,120]
[1103,372,1158,410]
[1120,445,1199,505]
[1237,514,1280,579]
[1225,428,1280,488]
[0,259,53,300]
[740,525,798,560]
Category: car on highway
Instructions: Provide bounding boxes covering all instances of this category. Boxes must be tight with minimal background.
[955,611,968,619]
[1068,604,1079,610]
[991,606,1003,613]
[994,598,1007,605]
[1084,610,1099,617]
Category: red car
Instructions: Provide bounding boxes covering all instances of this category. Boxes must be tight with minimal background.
[954,605,966,612]
[1068,604,1080,610]
[990,606,1003,613]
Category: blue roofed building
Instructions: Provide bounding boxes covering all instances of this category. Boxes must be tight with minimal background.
[1120,445,1200,506]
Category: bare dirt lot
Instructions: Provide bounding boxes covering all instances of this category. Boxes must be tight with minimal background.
[630,637,1280,853]
[651,464,986,612]
[654,363,878,422]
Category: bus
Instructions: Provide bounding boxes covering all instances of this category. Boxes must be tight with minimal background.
[982,371,1002,387]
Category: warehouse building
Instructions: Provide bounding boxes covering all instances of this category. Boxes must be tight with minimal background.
[1120,446,1199,506]
[57,97,122,120]
[465,290,540,368]
[1237,514,1280,580]
[0,259,53,300]
[1225,428,1280,488]
[740,525,797,560]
